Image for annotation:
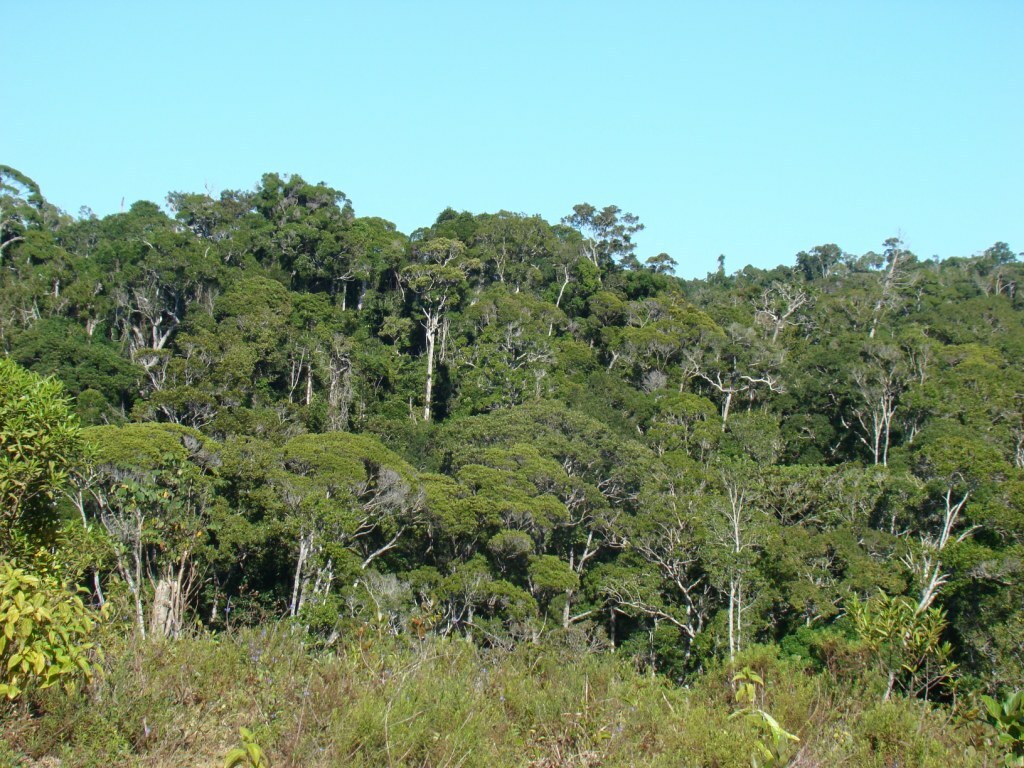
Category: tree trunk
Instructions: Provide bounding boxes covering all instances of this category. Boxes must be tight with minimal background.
[291,533,311,618]
[123,559,146,639]
[150,573,180,638]
[150,553,191,638]
[423,313,439,422]
[736,578,743,657]
[728,578,737,662]
[555,265,571,309]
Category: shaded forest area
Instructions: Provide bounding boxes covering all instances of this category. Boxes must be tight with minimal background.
[2,165,1023,766]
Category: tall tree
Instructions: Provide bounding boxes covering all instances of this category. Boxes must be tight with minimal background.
[401,238,477,421]
[84,423,216,638]
[844,342,909,466]
[0,166,46,263]
[682,325,783,430]
[561,203,644,273]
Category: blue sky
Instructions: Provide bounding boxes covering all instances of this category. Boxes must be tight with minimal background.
[6,2,1022,278]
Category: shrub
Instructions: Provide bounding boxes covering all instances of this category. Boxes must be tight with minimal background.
[981,690,1024,766]
[0,357,83,553]
[0,560,102,702]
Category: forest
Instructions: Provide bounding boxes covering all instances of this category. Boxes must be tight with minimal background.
[2,163,1023,767]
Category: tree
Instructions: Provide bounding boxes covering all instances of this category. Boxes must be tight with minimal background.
[250,173,355,294]
[843,342,909,466]
[401,238,477,421]
[438,401,657,632]
[87,202,222,377]
[795,243,842,282]
[561,203,644,273]
[609,294,717,389]
[753,281,812,343]
[449,287,566,413]
[0,166,50,264]
[757,464,903,633]
[705,458,773,661]
[872,237,916,337]
[166,188,255,244]
[10,318,141,416]
[973,241,1020,298]
[904,423,1004,612]
[848,593,957,701]
[278,432,424,617]
[548,228,601,311]
[645,392,720,461]
[645,253,677,275]
[616,471,715,659]
[83,423,216,637]
[343,217,407,310]
[682,325,783,430]
[471,211,553,291]
[454,444,597,629]
[0,360,101,705]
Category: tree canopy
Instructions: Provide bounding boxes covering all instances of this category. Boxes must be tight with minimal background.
[2,165,1023,703]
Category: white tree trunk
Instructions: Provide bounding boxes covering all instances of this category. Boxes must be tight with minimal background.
[423,312,439,421]
[150,573,180,638]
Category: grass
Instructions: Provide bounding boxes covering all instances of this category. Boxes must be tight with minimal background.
[0,624,1001,767]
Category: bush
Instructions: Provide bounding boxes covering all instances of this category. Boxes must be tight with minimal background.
[0,356,82,553]
[0,560,101,702]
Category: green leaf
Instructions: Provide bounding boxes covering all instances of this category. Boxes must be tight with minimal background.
[224,747,248,768]
[983,695,1003,722]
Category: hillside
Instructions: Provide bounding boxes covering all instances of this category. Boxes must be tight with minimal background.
[1,166,1022,765]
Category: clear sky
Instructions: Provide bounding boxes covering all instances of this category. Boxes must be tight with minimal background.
[5,1,1022,278]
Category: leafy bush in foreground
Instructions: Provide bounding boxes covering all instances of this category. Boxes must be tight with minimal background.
[0,560,101,703]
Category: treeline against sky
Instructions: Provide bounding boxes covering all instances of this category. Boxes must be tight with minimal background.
[2,164,1024,697]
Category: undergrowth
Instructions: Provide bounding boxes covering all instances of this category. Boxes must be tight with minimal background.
[0,624,998,767]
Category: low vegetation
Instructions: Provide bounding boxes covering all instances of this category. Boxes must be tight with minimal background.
[0,627,1000,767]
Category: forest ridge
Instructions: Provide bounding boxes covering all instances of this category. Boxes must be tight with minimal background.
[2,164,1024,764]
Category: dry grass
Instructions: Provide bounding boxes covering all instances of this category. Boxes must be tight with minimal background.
[0,627,1000,768]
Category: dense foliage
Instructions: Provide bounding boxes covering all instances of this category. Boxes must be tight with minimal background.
[2,164,1023,763]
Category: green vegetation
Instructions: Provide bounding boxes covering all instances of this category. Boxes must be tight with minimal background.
[1,166,1023,764]
[0,630,997,767]
[0,356,82,554]
[223,728,269,768]
[0,562,100,703]
[982,690,1024,766]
